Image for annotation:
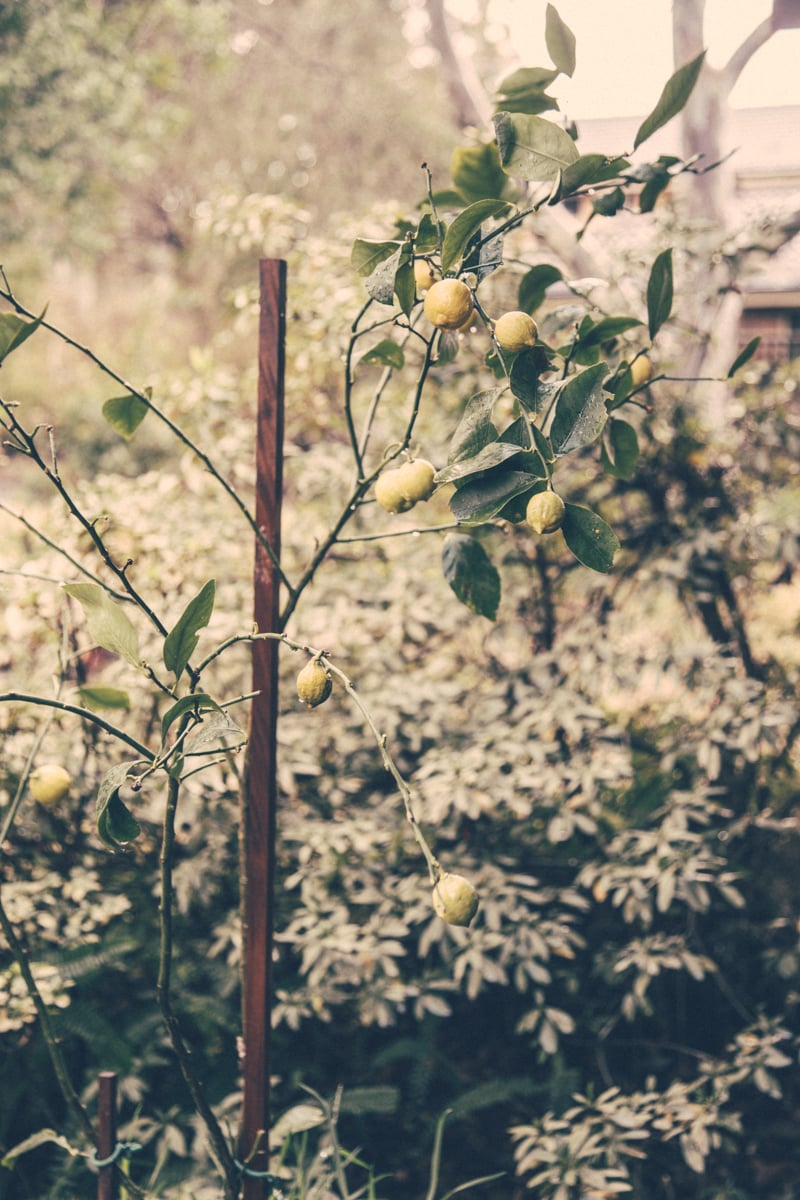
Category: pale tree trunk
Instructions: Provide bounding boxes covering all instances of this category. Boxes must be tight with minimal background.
[672,0,777,429]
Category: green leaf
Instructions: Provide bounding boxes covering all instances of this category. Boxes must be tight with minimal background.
[0,306,47,364]
[562,503,619,572]
[579,316,643,349]
[359,340,405,370]
[102,392,150,440]
[494,111,579,182]
[591,186,626,217]
[441,200,512,273]
[447,389,502,464]
[436,441,523,485]
[62,583,141,668]
[558,154,629,197]
[647,248,673,339]
[163,579,216,680]
[415,212,441,252]
[96,761,143,849]
[160,692,222,743]
[395,253,416,317]
[545,4,576,76]
[549,362,608,454]
[494,66,559,115]
[727,336,761,377]
[601,418,639,479]
[634,51,706,149]
[518,264,563,313]
[184,709,243,755]
[509,346,553,411]
[451,142,508,202]
[351,238,399,277]
[364,246,403,306]
[77,686,131,712]
[441,533,500,620]
[449,470,538,525]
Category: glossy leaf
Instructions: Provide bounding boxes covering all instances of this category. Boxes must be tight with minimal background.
[519,263,563,313]
[96,761,142,849]
[494,65,559,115]
[62,582,141,668]
[449,469,538,525]
[184,709,244,754]
[558,154,629,197]
[437,440,523,485]
[447,389,502,464]
[562,503,619,572]
[494,112,579,182]
[545,3,576,76]
[634,51,706,149]
[509,346,553,411]
[647,248,673,339]
[163,578,216,680]
[442,533,500,620]
[451,142,508,202]
[441,199,512,273]
[103,392,149,439]
[579,316,643,349]
[601,418,639,479]
[549,362,608,454]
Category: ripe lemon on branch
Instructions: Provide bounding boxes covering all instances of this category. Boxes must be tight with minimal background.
[494,310,538,352]
[375,458,436,513]
[29,764,72,806]
[432,872,479,927]
[423,278,474,330]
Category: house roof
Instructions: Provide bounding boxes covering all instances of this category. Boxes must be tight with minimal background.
[573,105,800,296]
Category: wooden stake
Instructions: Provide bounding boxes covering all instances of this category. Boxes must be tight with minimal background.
[96,1071,118,1200]
[239,258,286,1197]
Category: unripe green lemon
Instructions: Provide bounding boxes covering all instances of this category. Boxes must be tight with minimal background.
[526,490,566,535]
[29,764,72,806]
[423,278,474,330]
[398,458,436,504]
[296,659,332,708]
[494,310,538,352]
[375,468,414,514]
[413,259,437,294]
[629,355,653,388]
[432,872,479,927]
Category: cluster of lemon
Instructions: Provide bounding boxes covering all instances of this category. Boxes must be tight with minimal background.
[373,266,567,538]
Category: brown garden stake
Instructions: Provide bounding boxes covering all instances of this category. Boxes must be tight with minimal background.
[96,1071,118,1200]
[239,258,286,1197]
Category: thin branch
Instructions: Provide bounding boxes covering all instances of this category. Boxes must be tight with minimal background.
[722,16,774,93]
[156,774,240,1199]
[0,693,155,760]
[0,275,292,597]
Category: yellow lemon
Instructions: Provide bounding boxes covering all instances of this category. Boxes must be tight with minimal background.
[432,872,479,927]
[526,491,566,535]
[296,660,332,708]
[423,279,474,330]
[494,310,538,352]
[29,764,72,806]
[397,459,436,504]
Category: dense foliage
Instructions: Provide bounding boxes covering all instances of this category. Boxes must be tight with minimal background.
[2,4,799,1200]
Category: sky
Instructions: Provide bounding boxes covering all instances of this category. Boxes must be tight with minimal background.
[483,0,800,117]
